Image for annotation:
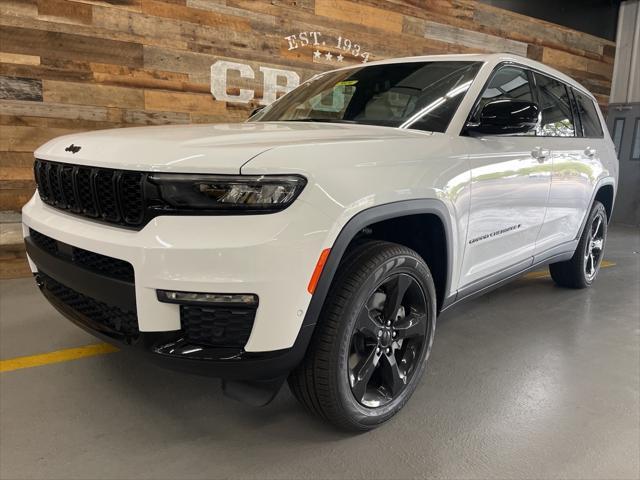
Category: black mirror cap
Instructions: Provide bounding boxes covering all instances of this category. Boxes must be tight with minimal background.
[468,100,539,135]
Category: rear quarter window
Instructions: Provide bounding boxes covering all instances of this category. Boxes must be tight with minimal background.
[573,90,604,138]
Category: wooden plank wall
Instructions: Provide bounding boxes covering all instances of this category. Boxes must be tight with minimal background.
[0,0,615,213]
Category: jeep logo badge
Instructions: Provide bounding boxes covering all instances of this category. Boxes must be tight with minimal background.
[65,144,81,154]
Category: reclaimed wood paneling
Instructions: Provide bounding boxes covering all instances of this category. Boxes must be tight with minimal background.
[42,79,145,108]
[37,0,94,25]
[0,0,617,213]
[0,26,144,67]
[420,20,528,57]
[0,76,43,101]
[316,0,405,33]
[0,52,41,66]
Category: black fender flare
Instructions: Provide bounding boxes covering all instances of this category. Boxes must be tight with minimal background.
[301,198,454,330]
[279,199,455,376]
[576,176,616,241]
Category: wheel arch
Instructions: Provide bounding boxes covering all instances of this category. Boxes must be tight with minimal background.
[594,183,615,221]
[301,199,454,331]
[576,177,617,242]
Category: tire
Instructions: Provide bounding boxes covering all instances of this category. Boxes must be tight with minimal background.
[549,201,608,289]
[288,241,437,431]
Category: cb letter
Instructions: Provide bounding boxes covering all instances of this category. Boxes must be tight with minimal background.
[211,61,254,103]
[260,67,300,105]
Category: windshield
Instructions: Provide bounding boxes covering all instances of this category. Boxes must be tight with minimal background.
[251,61,481,132]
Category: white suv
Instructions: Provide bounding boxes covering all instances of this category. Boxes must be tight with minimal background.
[23,54,617,430]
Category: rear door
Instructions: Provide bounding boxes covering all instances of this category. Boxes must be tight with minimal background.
[531,72,585,255]
[536,85,608,250]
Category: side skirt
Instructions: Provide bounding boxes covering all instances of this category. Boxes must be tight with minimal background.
[440,240,578,313]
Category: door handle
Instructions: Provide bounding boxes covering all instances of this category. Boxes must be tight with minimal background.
[531,147,550,163]
[584,147,597,157]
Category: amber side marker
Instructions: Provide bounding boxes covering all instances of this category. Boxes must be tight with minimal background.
[0,343,119,373]
[308,248,331,294]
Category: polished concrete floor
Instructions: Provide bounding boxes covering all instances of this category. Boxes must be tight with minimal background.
[1,226,638,480]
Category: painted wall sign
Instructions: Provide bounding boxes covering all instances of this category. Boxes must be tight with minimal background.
[210,31,374,105]
[284,31,372,64]
[210,61,300,106]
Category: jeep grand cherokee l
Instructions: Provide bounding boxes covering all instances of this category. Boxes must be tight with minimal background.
[23,54,617,430]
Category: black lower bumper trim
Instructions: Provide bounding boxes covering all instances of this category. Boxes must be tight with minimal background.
[28,234,314,380]
[26,235,135,312]
[36,273,312,380]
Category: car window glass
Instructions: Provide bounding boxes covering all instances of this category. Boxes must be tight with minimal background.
[475,66,535,136]
[574,91,604,137]
[612,118,625,153]
[534,73,575,137]
[307,85,355,113]
[253,61,481,132]
[478,66,534,107]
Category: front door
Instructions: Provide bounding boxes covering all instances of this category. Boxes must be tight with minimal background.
[458,65,552,289]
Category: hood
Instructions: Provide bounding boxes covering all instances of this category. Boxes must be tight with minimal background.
[34,122,422,174]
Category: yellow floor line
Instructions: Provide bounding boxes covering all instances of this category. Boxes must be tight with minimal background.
[0,261,618,374]
[524,260,615,280]
[0,343,119,373]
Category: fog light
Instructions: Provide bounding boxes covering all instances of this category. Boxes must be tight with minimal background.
[157,290,258,306]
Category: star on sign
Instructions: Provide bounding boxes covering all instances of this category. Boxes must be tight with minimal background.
[324,51,333,60]
[313,49,321,59]
[336,54,344,62]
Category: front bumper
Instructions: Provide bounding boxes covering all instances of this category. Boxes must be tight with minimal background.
[34,264,313,381]
[22,193,331,377]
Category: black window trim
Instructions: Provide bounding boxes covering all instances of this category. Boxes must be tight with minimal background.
[461,60,600,138]
[631,117,640,161]
[569,88,584,137]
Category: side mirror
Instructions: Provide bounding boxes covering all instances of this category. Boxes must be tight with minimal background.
[467,100,539,135]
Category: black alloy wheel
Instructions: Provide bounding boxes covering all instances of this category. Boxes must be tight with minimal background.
[584,209,606,282]
[550,200,608,289]
[348,273,428,407]
[288,240,437,430]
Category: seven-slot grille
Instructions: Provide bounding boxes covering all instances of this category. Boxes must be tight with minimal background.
[34,159,145,227]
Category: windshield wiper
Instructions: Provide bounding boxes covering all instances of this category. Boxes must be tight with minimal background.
[285,118,359,124]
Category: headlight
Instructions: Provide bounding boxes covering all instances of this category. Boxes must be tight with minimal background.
[147,174,307,214]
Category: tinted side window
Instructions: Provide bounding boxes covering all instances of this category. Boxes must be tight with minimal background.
[477,66,534,113]
[534,73,575,137]
[573,90,604,137]
[473,66,535,135]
